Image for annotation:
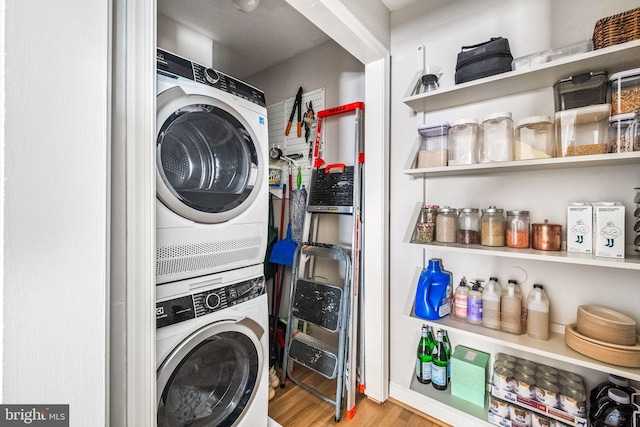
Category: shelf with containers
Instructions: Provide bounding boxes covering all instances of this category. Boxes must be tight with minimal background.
[399,39,640,427]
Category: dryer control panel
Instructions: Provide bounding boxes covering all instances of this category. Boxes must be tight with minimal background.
[156,276,265,329]
[156,48,267,108]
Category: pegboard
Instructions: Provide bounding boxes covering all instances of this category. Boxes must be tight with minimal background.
[267,87,325,191]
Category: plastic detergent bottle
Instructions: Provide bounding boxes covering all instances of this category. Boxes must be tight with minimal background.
[453,278,469,320]
[526,284,550,340]
[466,281,483,325]
[414,259,452,320]
[482,276,502,330]
[501,280,523,334]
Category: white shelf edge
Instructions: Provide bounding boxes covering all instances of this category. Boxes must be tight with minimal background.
[406,241,640,271]
[403,40,640,113]
[403,151,640,178]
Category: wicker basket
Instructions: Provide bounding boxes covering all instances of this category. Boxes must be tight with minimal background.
[592,7,640,49]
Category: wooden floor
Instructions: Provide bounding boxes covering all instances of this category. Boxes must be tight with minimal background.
[268,366,450,427]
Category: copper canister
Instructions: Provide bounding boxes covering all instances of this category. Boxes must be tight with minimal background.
[532,220,562,251]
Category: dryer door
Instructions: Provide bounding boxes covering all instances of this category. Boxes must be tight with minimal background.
[156,86,264,224]
[157,318,265,427]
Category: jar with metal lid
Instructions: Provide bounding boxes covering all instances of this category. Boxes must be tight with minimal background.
[448,118,479,165]
[457,208,480,244]
[435,206,457,243]
[514,116,555,159]
[480,112,514,163]
[415,205,437,244]
[506,210,530,248]
[481,206,505,247]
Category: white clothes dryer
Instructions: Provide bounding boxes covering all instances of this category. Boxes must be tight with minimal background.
[156,264,268,427]
[156,48,268,285]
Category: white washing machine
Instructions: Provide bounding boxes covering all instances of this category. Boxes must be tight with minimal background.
[156,48,268,285]
[156,264,268,427]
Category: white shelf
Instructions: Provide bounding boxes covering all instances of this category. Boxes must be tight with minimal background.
[403,151,640,178]
[403,40,640,113]
[408,241,640,271]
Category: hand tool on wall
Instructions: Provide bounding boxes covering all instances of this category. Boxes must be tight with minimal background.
[285,86,303,138]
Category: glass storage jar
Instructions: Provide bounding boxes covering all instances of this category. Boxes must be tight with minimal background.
[414,205,438,243]
[506,210,530,248]
[457,208,480,244]
[435,206,457,243]
[448,118,479,165]
[514,116,555,159]
[480,112,514,163]
[481,206,505,247]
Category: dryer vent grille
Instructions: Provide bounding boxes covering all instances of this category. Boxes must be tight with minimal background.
[156,237,262,283]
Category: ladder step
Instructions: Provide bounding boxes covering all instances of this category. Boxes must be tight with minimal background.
[289,333,339,379]
[292,279,343,332]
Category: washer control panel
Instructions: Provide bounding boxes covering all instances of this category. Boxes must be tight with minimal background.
[156,275,265,329]
[156,48,266,108]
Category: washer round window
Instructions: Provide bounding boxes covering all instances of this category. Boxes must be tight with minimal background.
[157,103,259,222]
[158,331,259,427]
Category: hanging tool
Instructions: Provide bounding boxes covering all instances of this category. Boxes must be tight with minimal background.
[285,86,303,138]
[303,101,316,143]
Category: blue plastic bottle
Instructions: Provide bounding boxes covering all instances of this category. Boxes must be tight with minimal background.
[415,259,453,320]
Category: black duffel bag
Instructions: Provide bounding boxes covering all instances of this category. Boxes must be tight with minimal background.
[455,37,513,84]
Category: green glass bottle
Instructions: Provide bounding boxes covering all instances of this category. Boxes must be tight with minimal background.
[442,329,452,383]
[431,329,449,390]
[415,325,432,384]
[426,325,436,353]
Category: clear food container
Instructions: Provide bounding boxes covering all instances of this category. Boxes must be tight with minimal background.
[555,104,610,156]
[608,113,634,153]
[448,118,479,165]
[553,71,608,112]
[480,112,514,163]
[514,116,555,159]
[416,122,450,168]
[609,67,640,116]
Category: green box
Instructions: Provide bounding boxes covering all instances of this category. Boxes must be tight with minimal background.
[451,345,489,407]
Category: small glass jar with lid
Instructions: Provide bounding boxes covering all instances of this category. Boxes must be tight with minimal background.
[414,205,438,243]
[457,208,480,244]
[435,206,458,243]
[514,116,555,159]
[480,112,514,163]
[481,206,505,247]
[506,210,530,248]
[448,118,479,165]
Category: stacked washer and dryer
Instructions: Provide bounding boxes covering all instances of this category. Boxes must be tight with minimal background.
[155,48,270,427]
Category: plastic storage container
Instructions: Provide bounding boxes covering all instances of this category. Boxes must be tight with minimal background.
[609,67,640,116]
[514,116,555,159]
[511,39,593,70]
[553,71,608,111]
[506,210,530,248]
[555,104,610,156]
[457,208,480,244]
[609,113,635,153]
[448,118,479,165]
[416,122,450,168]
[480,112,514,163]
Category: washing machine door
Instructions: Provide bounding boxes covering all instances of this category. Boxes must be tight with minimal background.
[156,86,264,224]
[157,318,264,427]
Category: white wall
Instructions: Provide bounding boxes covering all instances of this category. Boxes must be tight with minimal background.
[2,0,108,423]
[389,0,640,424]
